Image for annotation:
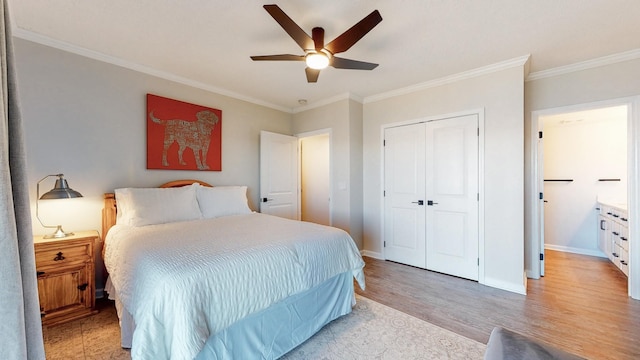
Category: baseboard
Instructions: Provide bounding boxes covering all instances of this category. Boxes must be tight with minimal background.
[525,269,540,279]
[544,244,607,258]
[483,276,527,295]
[362,249,528,295]
[360,250,384,260]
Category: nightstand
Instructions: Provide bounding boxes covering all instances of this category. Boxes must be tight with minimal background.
[34,230,99,326]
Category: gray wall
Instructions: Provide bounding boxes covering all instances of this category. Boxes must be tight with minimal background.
[14,38,293,292]
[362,64,527,293]
[20,33,639,296]
[16,38,294,234]
[524,57,640,279]
[292,98,364,247]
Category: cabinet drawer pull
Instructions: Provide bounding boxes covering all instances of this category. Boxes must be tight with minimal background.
[53,252,65,261]
[37,271,45,276]
[621,217,628,222]
[612,232,619,236]
[620,237,628,241]
[77,283,89,291]
[613,214,619,218]
[612,252,619,258]
[620,260,627,266]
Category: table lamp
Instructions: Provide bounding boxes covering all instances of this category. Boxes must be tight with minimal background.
[36,174,83,239]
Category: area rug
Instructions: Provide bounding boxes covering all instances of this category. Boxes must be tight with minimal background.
[43,295,485,359]
[283,295,486,359]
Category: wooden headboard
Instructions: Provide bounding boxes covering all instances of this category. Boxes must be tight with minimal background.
[101,179,212,238]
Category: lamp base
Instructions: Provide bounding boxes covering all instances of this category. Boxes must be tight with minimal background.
[43,225,74,239]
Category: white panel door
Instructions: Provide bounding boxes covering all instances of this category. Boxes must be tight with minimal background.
[260,131,299,220]
[425,114,479,280]
[383,123,427,268]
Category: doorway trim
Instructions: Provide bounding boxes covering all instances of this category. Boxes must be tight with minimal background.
[530,96,640,299]
[380,108,486,285]
[296,128,333,226]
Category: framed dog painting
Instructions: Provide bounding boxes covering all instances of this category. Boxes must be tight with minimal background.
[146,94,222,171]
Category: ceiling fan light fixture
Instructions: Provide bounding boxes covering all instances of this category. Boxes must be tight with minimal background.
[306,52,329,70]
[252,5,382,82]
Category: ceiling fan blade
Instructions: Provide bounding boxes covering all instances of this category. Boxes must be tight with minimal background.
[330,57,378,70]
[305,67,320,83]
[251,54,305,61]
[325,10,382,54]
[312,27,325,51]
[263,4,313,50]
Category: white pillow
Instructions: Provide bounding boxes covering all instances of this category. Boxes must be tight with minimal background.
[115,184,202,226]
[196,185,252,218]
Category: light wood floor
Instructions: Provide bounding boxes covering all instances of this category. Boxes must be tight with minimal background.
[355,250,640,360]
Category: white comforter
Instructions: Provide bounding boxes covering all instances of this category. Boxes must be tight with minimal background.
[104,213,365,360]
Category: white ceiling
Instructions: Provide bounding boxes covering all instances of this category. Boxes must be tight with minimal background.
[9,0,640,111]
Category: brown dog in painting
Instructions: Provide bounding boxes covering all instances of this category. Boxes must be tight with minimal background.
[149,110,219,170]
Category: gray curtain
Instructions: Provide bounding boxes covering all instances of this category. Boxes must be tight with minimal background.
[0,0,46,358]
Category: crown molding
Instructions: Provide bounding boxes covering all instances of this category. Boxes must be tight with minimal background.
[13,28,292,113]
[526,48,640,82]
[16,25,640,113]
[363,55,531,104]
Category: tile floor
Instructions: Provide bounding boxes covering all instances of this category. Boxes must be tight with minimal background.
[42,299,130,360]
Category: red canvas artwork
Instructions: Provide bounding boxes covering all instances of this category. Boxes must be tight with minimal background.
[147,94,222,171]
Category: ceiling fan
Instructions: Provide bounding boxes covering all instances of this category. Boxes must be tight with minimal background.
[250,4,383,83]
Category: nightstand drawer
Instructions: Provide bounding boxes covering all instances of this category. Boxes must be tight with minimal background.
[35,243,91,269]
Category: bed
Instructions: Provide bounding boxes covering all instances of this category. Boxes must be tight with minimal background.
[101,180,365,360]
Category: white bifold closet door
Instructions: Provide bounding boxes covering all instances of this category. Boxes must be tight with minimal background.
[384,114,479,280]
